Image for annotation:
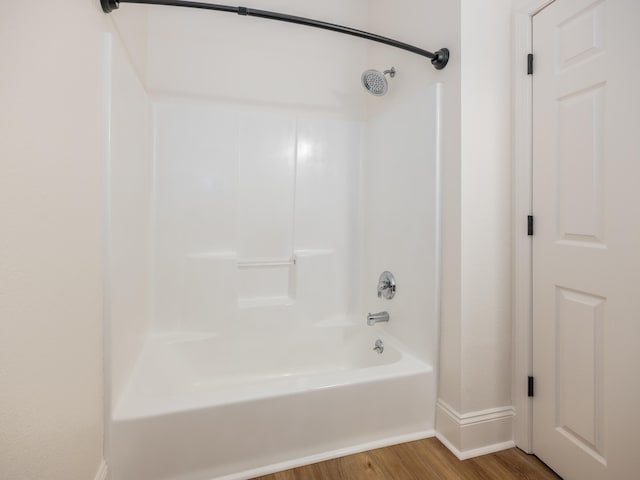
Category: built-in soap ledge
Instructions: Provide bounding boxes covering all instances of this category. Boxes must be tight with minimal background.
[237,256,296,268]
[236,255,295,309]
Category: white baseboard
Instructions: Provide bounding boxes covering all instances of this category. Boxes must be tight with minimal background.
[214,429,435,480]
[436,432,515,460]
[436,399,515,460]
[94,460,108,480]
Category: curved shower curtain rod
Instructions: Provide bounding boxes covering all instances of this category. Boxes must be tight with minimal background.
[100,0,450,70]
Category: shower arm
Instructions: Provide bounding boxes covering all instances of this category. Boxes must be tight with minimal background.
[100,0,450,70]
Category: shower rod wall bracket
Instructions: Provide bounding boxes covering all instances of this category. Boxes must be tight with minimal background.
[100,0,449,70]
[431,48,449,70]
[101,0,118,13]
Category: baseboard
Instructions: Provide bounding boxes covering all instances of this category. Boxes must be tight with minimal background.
[94,460,108,480]
[214,429,435,480]
[436,432,515,460]
[435,399,515,460]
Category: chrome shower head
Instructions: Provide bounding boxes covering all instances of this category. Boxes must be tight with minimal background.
[361,67,396,96]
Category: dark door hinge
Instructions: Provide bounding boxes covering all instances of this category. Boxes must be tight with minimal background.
[528,376,535,397]
[527,53,534,75]
[528,215,534,236]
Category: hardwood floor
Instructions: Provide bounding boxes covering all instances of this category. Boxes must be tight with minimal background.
[252,438,561,480]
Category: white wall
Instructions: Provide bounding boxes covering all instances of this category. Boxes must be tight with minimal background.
[110,4,149,84]
[0,1,107,478]
[459,0,513,414]
[145,0,369,115]
[435,0,514,458]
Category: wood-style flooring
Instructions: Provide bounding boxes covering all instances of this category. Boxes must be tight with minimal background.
[252,438,561,480]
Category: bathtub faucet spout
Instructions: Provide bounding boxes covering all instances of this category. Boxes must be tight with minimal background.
[367,311,390,326]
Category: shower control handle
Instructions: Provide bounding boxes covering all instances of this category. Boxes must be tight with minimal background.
[377,282,394,298]
[377,271,396,299]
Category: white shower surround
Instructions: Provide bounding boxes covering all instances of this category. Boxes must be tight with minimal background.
[108,85,442,479]
[151,103,363,332]
[111,325,434,480]
[106,3,443,478]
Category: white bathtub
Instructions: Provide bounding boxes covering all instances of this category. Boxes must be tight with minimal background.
[111,325,435,480]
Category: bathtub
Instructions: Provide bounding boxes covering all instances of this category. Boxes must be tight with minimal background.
[111,324,436,480]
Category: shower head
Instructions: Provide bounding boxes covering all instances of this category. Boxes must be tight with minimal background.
[361,67,396,96]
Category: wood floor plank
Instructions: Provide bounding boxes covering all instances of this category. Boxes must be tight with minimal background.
[491,448,561,480]
[366,444,426,480]
[251,438,562,480]
[386,441,451,480]
[400,439,473,480]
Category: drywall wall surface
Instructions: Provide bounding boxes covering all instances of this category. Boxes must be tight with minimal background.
[433,0,514,456]
[145,0,370,115]
[459,0,513,414]
[109,4,149,85]
[0,1,107,479]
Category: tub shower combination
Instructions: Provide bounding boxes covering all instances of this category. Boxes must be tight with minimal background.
[111,261,438,479]
[104,1,446,479]
[112,324,434,480]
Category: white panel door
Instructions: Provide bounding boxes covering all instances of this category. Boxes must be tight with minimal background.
[532,1,640,479]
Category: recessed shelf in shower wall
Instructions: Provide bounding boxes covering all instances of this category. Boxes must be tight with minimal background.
[237,256,296,309]
[180,249,340,315]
